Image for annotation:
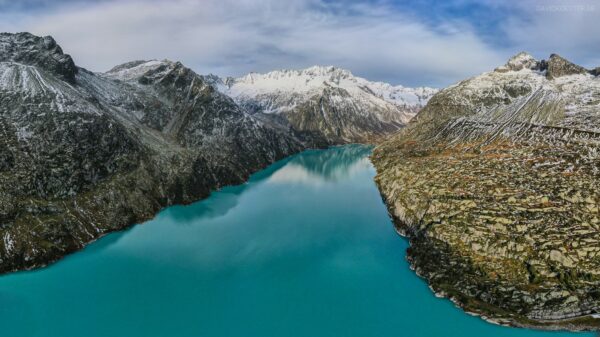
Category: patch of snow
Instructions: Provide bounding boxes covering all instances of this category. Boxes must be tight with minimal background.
[3,233,14,253]
[105,60,172,81]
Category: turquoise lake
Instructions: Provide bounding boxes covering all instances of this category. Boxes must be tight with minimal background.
[0,145,594,337]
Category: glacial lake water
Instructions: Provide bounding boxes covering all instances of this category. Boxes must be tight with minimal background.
[0,145,593,337]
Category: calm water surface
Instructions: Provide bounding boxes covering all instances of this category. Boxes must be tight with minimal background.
[0,145,593,337]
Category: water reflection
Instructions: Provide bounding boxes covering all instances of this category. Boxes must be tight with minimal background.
[164,145,372,224]
[291,144,372,180]
[0,144,589,337]
[113,144,377,270]
[161,157,293,225]
[268,144,373,185]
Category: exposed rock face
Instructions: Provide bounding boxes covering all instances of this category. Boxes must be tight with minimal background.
[216,66,437,145]
[0,32,77,83]
[544,54,589,79]
[372,52,600,330]
[0,33,305,273]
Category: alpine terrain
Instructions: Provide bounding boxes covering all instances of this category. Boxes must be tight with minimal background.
[0,32,429,273]
[216,66,436,145]
[372,52,600,330]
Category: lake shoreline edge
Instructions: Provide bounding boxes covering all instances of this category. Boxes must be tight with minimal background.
[371,166,600,332]
[1,145,340,277]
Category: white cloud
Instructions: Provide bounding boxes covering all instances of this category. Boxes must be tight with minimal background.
[2,0,596,87]
[0,0,506,87]
[500,0,600,69]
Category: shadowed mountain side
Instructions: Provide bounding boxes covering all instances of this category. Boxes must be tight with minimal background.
[0,33,303,273]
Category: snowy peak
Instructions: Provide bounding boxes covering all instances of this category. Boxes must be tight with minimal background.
[105,59,218,95]
[495,51,539,72]
[230,65,356,95]
[239,65,353,84]
[218,65,437,143]
[301,65,352,77]
[407,51,600,144]
[494,52,595,79]
[224,65,437,110]
[106,60,152,74]
[201,73,229,93]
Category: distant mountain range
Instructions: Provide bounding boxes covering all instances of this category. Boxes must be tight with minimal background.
[373,51,600,330]
[211,65,436,144]
[0,32,432,273]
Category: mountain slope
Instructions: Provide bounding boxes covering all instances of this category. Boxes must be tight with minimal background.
[219,66,436,144]
[0,32,303,273]
[372,52,600,330]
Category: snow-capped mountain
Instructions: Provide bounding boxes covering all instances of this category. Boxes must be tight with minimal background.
[217,66,437,144]
[0,33,303,273]
[224,66,434,111]
[405,52,600,142]
[372,52,600,329]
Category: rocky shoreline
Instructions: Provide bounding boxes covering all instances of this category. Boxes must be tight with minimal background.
[385,212,600,331]
[1,146,315,275]
[372,52,600,331]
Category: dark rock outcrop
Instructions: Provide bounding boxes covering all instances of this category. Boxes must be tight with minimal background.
[543,54,589,79]
[0,32,77,83]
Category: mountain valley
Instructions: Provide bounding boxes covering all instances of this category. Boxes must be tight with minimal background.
[0,32,431,273]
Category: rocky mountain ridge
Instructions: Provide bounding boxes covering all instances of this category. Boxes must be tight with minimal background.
[214,66,437,144]
[372,52,600,330]
[0,32,305,273]
[0,32,77,82]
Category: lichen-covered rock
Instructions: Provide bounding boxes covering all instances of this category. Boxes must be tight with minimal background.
[372,52,600,331]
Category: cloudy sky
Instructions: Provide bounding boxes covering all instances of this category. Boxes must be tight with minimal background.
[0,0,598,87]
